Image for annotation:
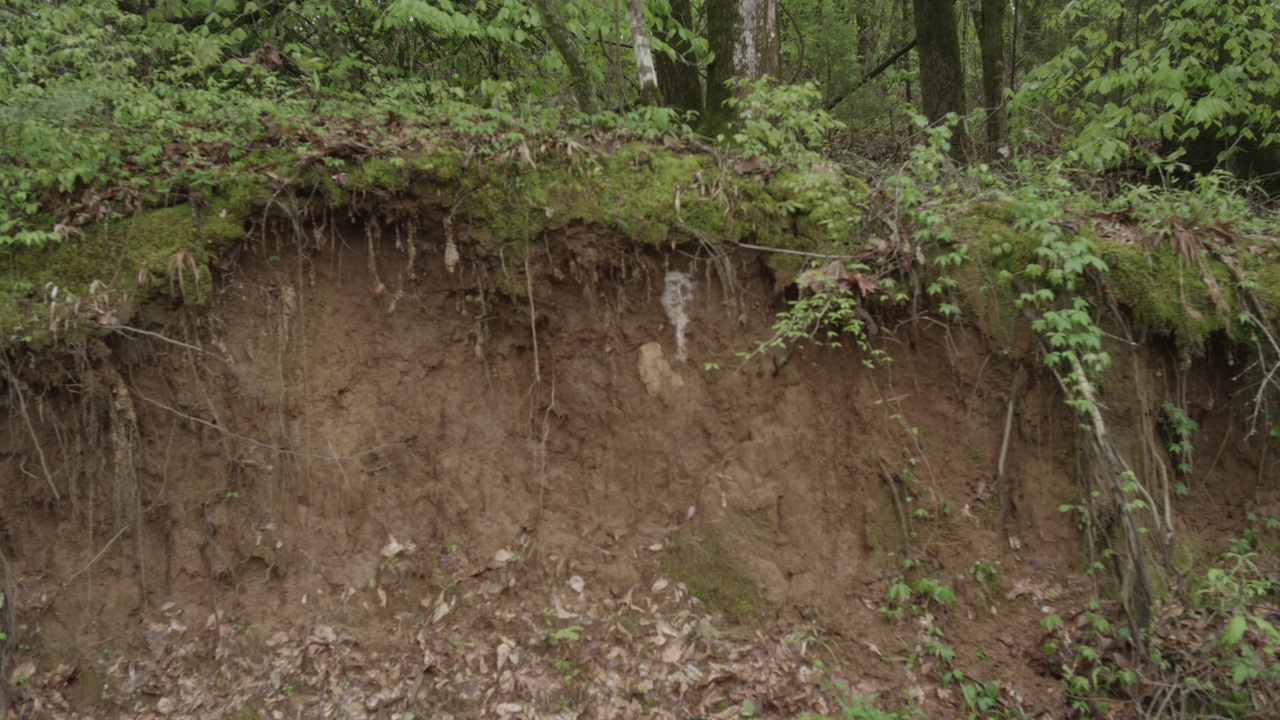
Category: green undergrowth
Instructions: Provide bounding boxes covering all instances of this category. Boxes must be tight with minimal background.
[4,0,1279,364]
[1038,515,1280,718]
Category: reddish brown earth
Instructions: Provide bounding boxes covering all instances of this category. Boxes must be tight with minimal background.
[1,212,1274,719]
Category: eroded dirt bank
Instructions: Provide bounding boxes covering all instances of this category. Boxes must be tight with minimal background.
[1,211,1276,719]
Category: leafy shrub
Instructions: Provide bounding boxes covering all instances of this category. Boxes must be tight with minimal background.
[1019,0,1280,174]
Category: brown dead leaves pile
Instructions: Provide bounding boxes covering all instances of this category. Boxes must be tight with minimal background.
[7,545,875,719]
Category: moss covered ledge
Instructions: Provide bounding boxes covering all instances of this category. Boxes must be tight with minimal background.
[0,198,247,348]
[948,202,1280,349]
[3,139,1278,356]
[0,141,869,350]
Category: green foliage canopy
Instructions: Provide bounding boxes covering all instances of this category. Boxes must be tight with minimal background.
[1020,0,1280,172]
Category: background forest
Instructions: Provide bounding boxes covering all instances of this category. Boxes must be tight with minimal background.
[4,1,1280,719]
[3,0,1280,251]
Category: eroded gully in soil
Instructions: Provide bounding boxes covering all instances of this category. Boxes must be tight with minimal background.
[1,214,1275,719]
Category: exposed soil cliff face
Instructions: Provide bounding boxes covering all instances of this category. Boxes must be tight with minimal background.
[0,209,1275,718]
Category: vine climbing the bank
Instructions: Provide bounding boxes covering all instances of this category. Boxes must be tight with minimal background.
[1004,172,1175,653]
[891,115,970,320]
[1010,184,1112,407]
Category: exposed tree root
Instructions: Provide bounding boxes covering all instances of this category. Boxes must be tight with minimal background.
[35,524,130,618]
[525,251,556,522]
[108,324,232,362]
[876,455,913,563]
[88,339,148,603]
[996,382,1016,553]
[131,392,405,461]
[0,546,14,712]
[1213,250,1280,438]
[674,220,738,320]
[1011,278,1155,652]
[1,355,59,501]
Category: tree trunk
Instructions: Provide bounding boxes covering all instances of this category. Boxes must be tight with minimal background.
[531,0,601,114]
[1008,0,1018,92]
[900,0,913,106]
[705,0,780,133]
[654,0,703,114]
[913,0,971,161]
[976,0,1007,158]
[856,11,877,74]
[625,0,663,106]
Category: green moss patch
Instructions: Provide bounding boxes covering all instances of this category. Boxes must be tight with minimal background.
[662,536,760,617]
[0,197,247,347]
[947,204,1273,349]
[1099,242,1235,342]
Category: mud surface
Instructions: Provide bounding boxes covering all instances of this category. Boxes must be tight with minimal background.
[1,215,1275,718]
